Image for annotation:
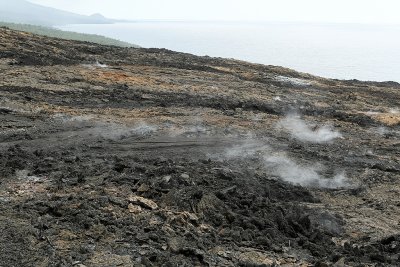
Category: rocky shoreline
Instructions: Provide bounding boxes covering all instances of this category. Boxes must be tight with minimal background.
[1,27,400,266]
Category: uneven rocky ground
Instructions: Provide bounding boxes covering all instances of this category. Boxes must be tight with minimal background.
[1,27,400,266]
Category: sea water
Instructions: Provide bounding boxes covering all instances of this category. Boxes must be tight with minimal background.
[58,21,400,82]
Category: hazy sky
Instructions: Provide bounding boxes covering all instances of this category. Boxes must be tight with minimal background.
[28,0,400,24]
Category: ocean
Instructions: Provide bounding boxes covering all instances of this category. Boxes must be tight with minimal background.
[58,21,400,82]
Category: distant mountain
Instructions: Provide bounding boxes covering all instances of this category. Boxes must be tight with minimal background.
[0,21,139,47]
[0,0,116,26]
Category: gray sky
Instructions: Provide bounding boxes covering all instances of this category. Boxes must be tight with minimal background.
[28,0,400,24]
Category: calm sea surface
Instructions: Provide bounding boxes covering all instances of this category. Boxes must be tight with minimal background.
[59,22,400,82]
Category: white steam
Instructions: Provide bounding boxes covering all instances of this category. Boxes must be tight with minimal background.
[95,122,157,140]
[53,114,94,123]
[225,141,270,159]
[375,126,389,136]
[278,114,342,143]
[219,138,350,189]
[217,132,351,189]
[95,61,108,68]
[275,76,311,87]
[82,61,108,69]
[131,122,158,136]
[54,114,157,140]
[264,154,349,189]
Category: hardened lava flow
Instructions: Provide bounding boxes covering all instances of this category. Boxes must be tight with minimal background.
[1,27,400,266]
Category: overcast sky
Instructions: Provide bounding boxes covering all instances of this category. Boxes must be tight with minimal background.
[28,0,400,24]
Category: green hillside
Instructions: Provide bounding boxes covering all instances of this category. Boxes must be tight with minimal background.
[0,21,138,48]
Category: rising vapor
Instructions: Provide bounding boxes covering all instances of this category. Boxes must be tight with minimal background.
[277,114,342,143]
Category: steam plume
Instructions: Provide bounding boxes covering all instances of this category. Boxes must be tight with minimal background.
[278,114,342,143]
[264,154,349,189]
